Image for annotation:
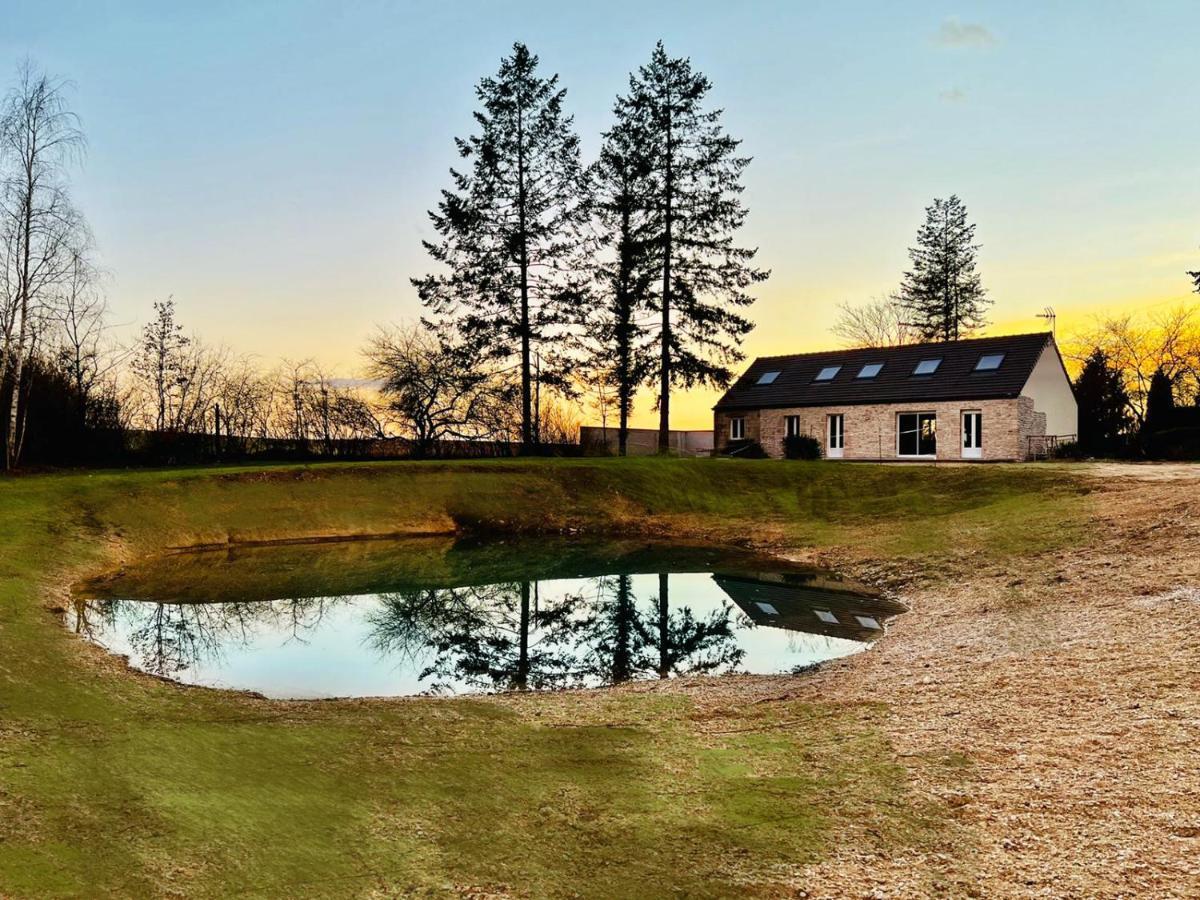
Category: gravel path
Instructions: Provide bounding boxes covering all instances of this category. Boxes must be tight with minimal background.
[784,463,1200,897]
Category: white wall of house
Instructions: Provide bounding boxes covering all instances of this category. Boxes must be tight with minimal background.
[1021,344,1078,436]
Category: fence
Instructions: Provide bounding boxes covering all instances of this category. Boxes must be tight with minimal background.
[84,430,582,467]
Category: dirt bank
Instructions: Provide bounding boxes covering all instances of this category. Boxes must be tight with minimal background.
[617,463,1200,897]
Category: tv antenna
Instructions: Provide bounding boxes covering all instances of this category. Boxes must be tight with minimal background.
[1036,306,1056,336]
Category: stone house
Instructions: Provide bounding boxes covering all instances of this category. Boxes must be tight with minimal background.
[712,332,1077,461]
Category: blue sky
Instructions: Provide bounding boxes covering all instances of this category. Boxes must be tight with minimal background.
[3,0,1197,425]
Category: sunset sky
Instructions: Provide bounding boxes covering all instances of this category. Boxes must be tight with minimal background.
[3,0,1198,428]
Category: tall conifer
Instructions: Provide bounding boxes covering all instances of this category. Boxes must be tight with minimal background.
[898,195,989,341]
[621,43,767,452]
[414,43,589,448]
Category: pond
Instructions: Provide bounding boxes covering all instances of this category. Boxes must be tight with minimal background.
[70,537,904,699]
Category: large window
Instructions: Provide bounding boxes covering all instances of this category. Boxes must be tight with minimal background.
[898,412,936,457]
[730,417,745,440]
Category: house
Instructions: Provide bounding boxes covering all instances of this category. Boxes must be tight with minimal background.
[712,332,1077,461]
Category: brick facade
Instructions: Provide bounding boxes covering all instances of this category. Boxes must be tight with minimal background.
[715,396,1046,461]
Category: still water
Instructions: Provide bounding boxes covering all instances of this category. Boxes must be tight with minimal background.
[70,537,903,699]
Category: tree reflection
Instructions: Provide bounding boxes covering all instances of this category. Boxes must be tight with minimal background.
[71,595,345,676]
[643,573,745,679]
[76,572,749,693]
[367,581,585,692]
[366,573,746,692]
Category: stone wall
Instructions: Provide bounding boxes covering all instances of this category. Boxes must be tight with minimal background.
[715,396,1047,461]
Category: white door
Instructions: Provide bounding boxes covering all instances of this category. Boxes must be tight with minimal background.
[962,411,982,459]
[827,414,844,459]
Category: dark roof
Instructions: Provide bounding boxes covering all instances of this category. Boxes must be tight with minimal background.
[714,332,1056,411]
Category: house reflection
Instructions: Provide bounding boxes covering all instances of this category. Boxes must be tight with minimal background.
[710,570,907,644]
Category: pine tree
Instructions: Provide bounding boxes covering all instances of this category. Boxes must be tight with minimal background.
[587,104,657,456]
[1142,366,1175,436]
[622,42,768,452]
[898,195,989,342]
[414,43,590,449]
[1074,347,1130,456]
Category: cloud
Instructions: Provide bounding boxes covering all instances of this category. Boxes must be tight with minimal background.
[933,17,996,48]
[939,88,967,103]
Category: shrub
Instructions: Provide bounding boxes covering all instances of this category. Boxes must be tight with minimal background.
[721,439,767,458]
[782,434,822,460]
[1048,440,1084,461]
[1143,427,1200,461]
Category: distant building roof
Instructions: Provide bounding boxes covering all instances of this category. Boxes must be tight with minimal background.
[714,332,1056,411]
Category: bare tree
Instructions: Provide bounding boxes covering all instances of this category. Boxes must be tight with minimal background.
[53,248,103,409]
[0,61,87,469]
[212,357,274,445]
[579,361,617,445]
[364,323,513,457]
[830,293,916,348]
[1067,306,1200,427]
[130,298,190,432]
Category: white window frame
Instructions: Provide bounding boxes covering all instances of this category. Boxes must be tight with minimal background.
[896,411,937,459]
[729,417,745,440]
[785,415,801,438]
[962,410,982,459]
[827,413,844,458]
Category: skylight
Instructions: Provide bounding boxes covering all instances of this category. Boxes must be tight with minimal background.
[814,366,841,382]
[755,602,779,616]
[756,370,780,385]
[975,353,1005,371]
[913,358,942,375]
[856,363,883,379]
[814,609,838,624]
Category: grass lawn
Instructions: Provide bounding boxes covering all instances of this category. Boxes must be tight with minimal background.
[0,459,1092,898]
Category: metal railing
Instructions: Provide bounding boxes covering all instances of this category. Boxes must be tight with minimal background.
[1027,434,1077,460]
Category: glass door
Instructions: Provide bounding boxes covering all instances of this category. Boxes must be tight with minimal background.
[962,411,982,459]
[898,413,937,458]
[827,414,844,458]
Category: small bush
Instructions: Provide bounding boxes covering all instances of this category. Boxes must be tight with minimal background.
[721,439,767,458]
[782,434,822,460]
[1049,440,1084,461]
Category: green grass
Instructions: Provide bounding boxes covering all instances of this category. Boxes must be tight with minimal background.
[0,459,1091,897]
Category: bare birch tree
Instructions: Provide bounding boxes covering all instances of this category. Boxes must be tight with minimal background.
[0,61,87,468]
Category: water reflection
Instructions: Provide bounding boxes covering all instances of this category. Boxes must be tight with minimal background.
[71,539,904,698]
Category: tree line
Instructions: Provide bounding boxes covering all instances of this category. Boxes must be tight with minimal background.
[1,43,766,468]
